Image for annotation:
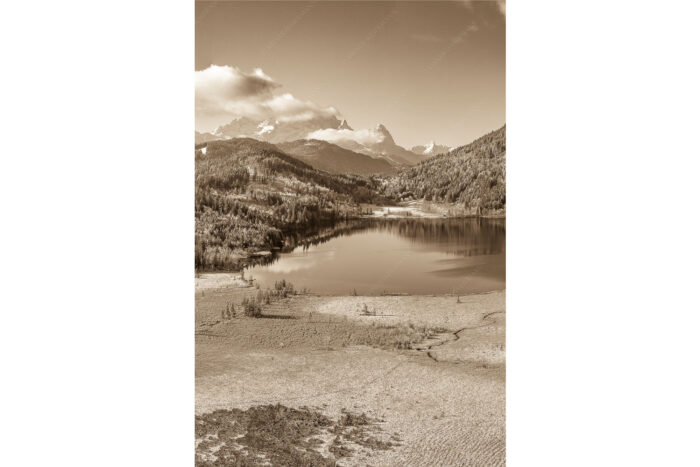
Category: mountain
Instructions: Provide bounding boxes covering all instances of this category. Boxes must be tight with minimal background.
[411,141,452,157]
[213,116,342,144]
[277,139,397,175]
[195,138,388,270]
[315,123,429,166]
[209,117,427,168]
[195,131,220,145]
[383,125,506,214]
[367,124,428,165]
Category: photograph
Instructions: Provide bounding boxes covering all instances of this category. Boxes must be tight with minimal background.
[195,1,505,465]
[5,0,700,465]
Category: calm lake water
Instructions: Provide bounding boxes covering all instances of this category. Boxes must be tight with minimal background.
[245,218,505,295]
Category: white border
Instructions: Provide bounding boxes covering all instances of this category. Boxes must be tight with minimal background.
[2,1,700,465]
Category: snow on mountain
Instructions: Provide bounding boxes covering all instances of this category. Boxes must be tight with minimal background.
[208,116,428,166]
[255,121,275,136]
[307,123,427,166]
[214,116,342,144]
[410,141,452,157]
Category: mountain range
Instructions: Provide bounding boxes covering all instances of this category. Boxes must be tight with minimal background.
[196,116,433,171]
[213,116,341,144]
[315,123,426,166]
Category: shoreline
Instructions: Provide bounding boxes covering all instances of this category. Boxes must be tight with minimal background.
[362,201,505,220]
[195,209,505,274]
[196,271,505,296]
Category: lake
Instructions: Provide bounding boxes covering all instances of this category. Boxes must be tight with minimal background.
[244,218,505,295]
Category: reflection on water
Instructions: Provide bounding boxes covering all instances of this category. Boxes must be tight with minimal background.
[245,218,505,295]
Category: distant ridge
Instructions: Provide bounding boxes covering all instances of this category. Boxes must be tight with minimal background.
[277,139,397,175]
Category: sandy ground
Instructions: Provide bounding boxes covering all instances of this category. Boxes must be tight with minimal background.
[195,273,251,290]
[196,279,505,466]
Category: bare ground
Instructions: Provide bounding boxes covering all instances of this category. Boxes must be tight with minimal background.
[196,283,504,466]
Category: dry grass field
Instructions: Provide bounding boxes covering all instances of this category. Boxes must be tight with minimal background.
[195,276,504,466]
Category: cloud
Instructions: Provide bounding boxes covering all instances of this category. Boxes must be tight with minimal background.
[195,65,278,106]
[264,94,339,123]
[195,65,339,129]
[306,127,388,148]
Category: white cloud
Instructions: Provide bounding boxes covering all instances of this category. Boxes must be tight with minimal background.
[264,93,339,123]
[195,65,339,128]
[195,65,278,107]
[306,127,388,147]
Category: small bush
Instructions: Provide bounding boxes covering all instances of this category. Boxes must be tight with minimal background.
[273,279,295,298]
[221,302,236,320]
[360,303,375,316]
[241,297,262,318]
[233,280,299,319]
[338,409,370,427]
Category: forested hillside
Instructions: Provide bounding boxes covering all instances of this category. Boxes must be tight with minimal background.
[382,126,505,214]
[277,139,397,175]
[195,138,387,270]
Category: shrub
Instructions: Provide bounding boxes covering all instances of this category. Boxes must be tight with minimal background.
[273,279,295,298]
[360,303,375,316]
[221,302,236,320]
[241,297,262,318]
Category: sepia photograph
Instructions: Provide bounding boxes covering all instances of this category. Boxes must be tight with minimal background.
[195,1,505,465]
[7,0,700,466]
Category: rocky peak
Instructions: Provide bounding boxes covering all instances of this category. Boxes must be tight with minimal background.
[338,119,353,131]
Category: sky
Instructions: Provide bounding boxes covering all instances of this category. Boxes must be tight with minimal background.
[195,1,505,148]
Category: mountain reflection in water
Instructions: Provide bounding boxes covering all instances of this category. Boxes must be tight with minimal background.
[245,218,505,295]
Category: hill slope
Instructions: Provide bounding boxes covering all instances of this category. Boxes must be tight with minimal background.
[195,138,386,270]
[382,126,505,214]
[277,139,397,175]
